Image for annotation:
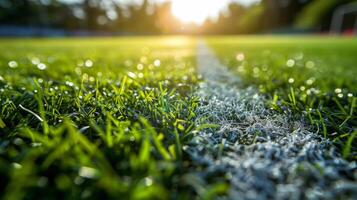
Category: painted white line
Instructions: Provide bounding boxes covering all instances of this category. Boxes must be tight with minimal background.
[186,41,357,200]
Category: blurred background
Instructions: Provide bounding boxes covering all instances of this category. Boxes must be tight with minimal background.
[1,0,357,36]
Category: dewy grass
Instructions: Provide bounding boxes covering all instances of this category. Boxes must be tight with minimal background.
[189,41,357,200]
[207,36,357,160]
[0,37,214,199]
[0,36,356,199]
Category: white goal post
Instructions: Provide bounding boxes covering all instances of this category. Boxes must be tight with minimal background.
[330,2,357,34]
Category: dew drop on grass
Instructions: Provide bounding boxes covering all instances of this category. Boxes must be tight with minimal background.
[310,87,319,94]
[335,88,342,93]
[236,53,245,61]
[85,59,93,68]
[31,57,40,65]
[127,72,137,79]
[65,81,74,87]
[12,162,22,169]
[306,89,312,95]
[79,166,98,179]
[31,142,43,147]
[154,59,161,67]
[286,59,295,67]
[137,63,144,70]
[306,77,315,85]
[8,61,18,68]
[305,61,315,68]
[37,63,47,70]
[144,177,153,186]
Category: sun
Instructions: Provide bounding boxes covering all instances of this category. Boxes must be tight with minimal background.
[171,0,227,24]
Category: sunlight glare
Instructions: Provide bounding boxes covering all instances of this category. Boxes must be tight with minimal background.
[171,0,227,24]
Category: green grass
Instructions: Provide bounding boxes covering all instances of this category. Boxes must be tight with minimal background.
[0,37,227,199]
[207,36,357,159]
[1,36,356,199]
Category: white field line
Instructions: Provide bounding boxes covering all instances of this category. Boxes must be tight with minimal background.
[185,41,357,200]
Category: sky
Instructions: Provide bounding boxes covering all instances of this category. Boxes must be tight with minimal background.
[60,0,261,24]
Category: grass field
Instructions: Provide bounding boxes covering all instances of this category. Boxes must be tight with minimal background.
[0,37,205,199]
[0,36,356,199]
[208,36,357,157]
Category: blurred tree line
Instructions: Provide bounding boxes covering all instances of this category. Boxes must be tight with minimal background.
[0,0,356,34]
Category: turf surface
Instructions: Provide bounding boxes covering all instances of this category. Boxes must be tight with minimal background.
[0,36,356,199]
[0,37,205,199]
[208,36,357,159]
[192,41,357,200]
